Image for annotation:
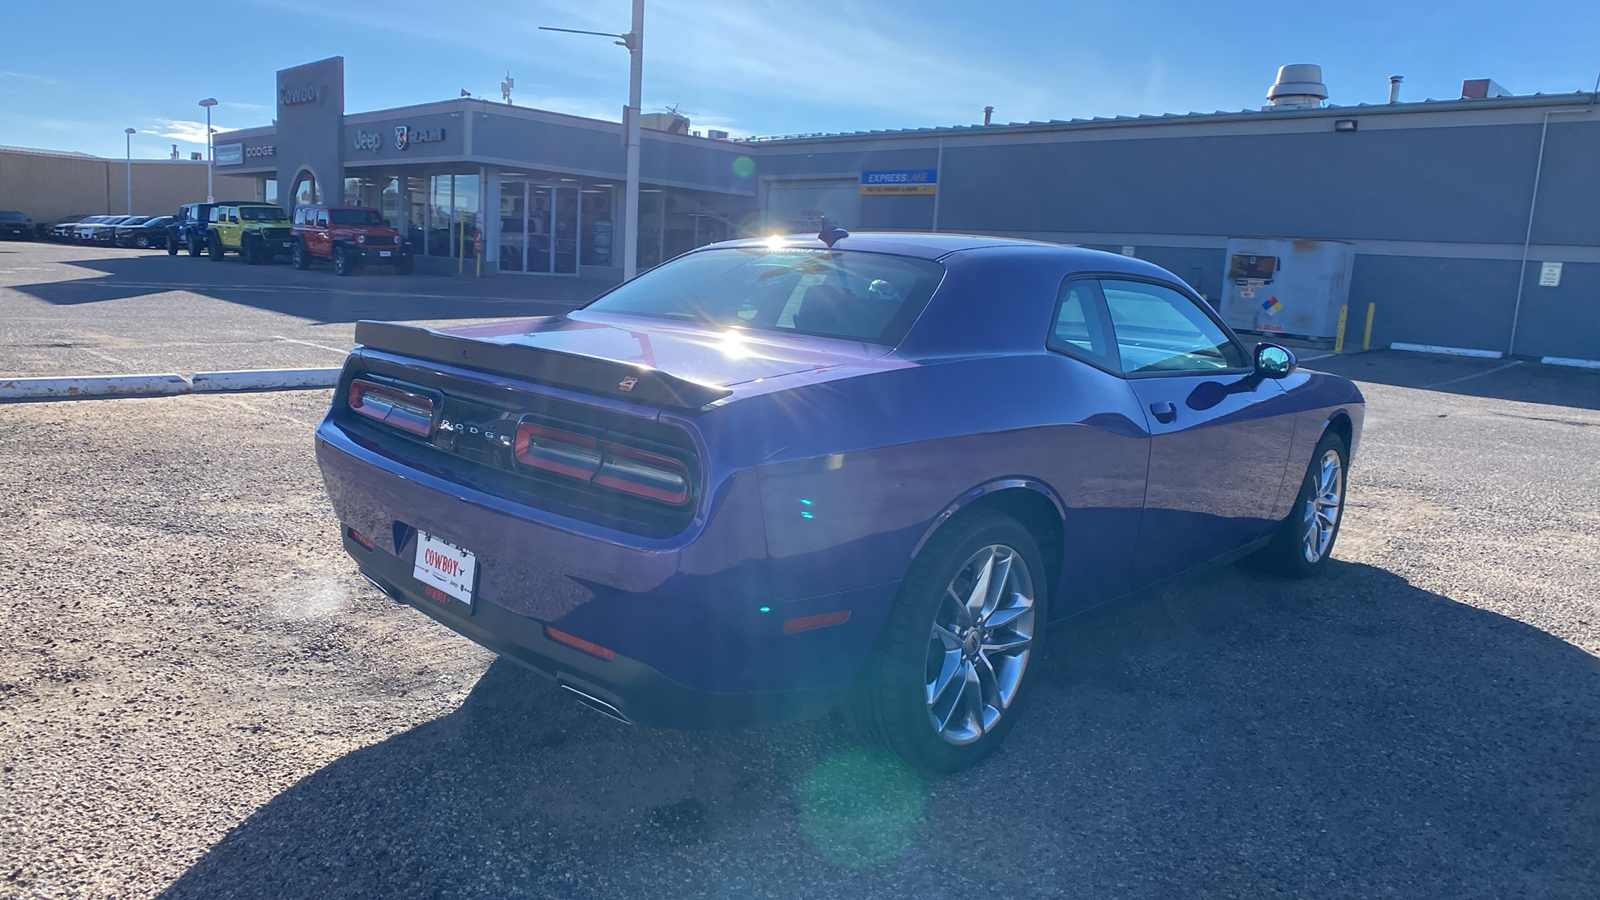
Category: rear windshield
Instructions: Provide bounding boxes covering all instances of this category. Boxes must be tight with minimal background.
[0,211,26,222]
[239,206,288,222]
[328,208,382,225]
[583,246,945,345]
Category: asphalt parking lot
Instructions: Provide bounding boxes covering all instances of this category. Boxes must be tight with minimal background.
[2,243,1598,898]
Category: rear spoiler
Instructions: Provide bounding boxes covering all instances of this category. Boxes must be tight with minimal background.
[352,320,733,411]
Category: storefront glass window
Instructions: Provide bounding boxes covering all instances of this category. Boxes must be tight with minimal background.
[380,178,400,230]
[500,181,525,272]
[454,174,479,261]
[428,174,453,257]
[405,176,427,255]
[263,178,278,207]
[580,184,613,268]
[637,189,665,270]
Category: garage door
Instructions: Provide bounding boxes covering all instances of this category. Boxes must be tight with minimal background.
[764,180,860,233]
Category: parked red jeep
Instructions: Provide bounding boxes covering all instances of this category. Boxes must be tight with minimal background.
[290,205,412,276]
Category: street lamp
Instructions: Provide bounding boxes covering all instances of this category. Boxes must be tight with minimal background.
[541,0,644,281]
[124,128,136,215]
[198,98,218,202]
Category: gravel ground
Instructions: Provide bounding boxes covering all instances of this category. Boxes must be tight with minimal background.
[1,362,1598,899]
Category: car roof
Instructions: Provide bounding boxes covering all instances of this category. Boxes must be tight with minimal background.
[711,231,1064,260]
[303,204,378,211]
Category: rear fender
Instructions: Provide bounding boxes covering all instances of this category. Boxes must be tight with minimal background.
[910,478,1066,559]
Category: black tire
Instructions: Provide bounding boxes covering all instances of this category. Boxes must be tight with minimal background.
[1254,431,1350,579]
[291,240,311,270]
[393,255,413,275]
[188,234,203,257]
[848,508,1050,774]
[135,233,150,249]
[207,232,224,260]
[243,236,259,265]
[166,237,178,256]
[333,244,352,276]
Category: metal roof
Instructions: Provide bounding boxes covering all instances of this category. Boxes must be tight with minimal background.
[732,91,1599,145]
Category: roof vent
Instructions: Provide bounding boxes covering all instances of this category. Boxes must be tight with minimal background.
[1265,64,1328,109]
[1461,78,1511,99]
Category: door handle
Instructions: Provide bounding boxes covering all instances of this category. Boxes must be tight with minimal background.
[1149,401,1177,424]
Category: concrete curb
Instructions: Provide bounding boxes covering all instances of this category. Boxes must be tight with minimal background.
[1,368,341,402]
[190,368,343,392]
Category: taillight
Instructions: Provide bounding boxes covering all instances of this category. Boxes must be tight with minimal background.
[347,378,435,436]
[514,420,691,506]
[513,423,603,479]
[593,442,691,505]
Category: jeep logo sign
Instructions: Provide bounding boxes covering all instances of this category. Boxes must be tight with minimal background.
[354,131,381,152]
[395,125,446,151]
[279,85,319,106]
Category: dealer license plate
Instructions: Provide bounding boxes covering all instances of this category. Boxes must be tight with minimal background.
[413,531,476,605]
[379,250,391,257]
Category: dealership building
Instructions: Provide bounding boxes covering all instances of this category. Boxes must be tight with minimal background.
[224,57,1599,361]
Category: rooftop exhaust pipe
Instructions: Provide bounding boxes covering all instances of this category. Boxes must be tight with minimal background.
[1388,75,1403,103]
[983,105,994,126]
[1265,64,1328,109]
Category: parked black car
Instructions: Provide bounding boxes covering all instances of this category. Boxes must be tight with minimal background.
[116,216,174,249]
[0,211,32,240]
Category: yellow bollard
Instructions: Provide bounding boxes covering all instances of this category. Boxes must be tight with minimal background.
[1363,302,1375,351]
[1334,304,1348,354]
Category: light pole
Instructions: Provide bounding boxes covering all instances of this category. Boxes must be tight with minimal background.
[124,128,136,215]
[198,98,218,202]
[541,0,644,281]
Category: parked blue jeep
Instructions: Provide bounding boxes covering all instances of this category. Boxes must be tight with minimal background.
[167,201,244,257]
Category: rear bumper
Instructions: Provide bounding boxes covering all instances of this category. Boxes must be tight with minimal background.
[348,532,846,728]
[315,416,891,728]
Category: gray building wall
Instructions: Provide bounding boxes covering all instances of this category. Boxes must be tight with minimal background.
[752,102,1600,359]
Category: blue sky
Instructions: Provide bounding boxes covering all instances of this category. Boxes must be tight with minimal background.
[2,0,1596,158]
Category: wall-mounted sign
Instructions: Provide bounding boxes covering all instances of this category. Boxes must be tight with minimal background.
[1539,261,1563,287]
[394,125,446,151]
[280,85,319,106]
[244,145,275,160]
[214,142,244,166]
[860,168,936,195]
[353,131,381,153]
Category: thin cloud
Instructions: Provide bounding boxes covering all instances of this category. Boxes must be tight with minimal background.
[144,118,236,144]
[0,70,57,84]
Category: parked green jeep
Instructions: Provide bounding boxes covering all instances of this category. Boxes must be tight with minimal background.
[205,203,293,264]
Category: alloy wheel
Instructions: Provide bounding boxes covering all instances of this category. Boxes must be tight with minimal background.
[1301,449,1343,563]
[924,544,1036,746]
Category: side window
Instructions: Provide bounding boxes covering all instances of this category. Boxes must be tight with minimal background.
[208,207,220,223]
[1100,279,1246,374]
[293,209,304,226]
[315,211,328,228]
[1047,279,1116,370]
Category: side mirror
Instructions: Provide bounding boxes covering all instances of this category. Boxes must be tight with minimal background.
[1255,342,1297,379]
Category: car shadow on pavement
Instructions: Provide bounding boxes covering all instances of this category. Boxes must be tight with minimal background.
[159,560,1600,899]
[7,253,616,323]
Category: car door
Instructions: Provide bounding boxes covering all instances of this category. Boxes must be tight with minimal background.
[1041,279,1150,607]
[1096,277,1297,586]
[313,209,331,256]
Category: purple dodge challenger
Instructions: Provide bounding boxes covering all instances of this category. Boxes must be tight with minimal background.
[314,232,1363,772]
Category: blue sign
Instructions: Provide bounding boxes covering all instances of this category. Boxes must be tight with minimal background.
[860,169,937,195]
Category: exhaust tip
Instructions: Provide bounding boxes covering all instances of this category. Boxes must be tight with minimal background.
[560,683,632,724]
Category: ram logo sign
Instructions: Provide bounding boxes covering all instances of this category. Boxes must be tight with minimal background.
[395,125,446,151]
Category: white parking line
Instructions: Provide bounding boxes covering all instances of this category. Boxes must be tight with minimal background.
[1425,359,1524,389]
[273,335,352,354]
